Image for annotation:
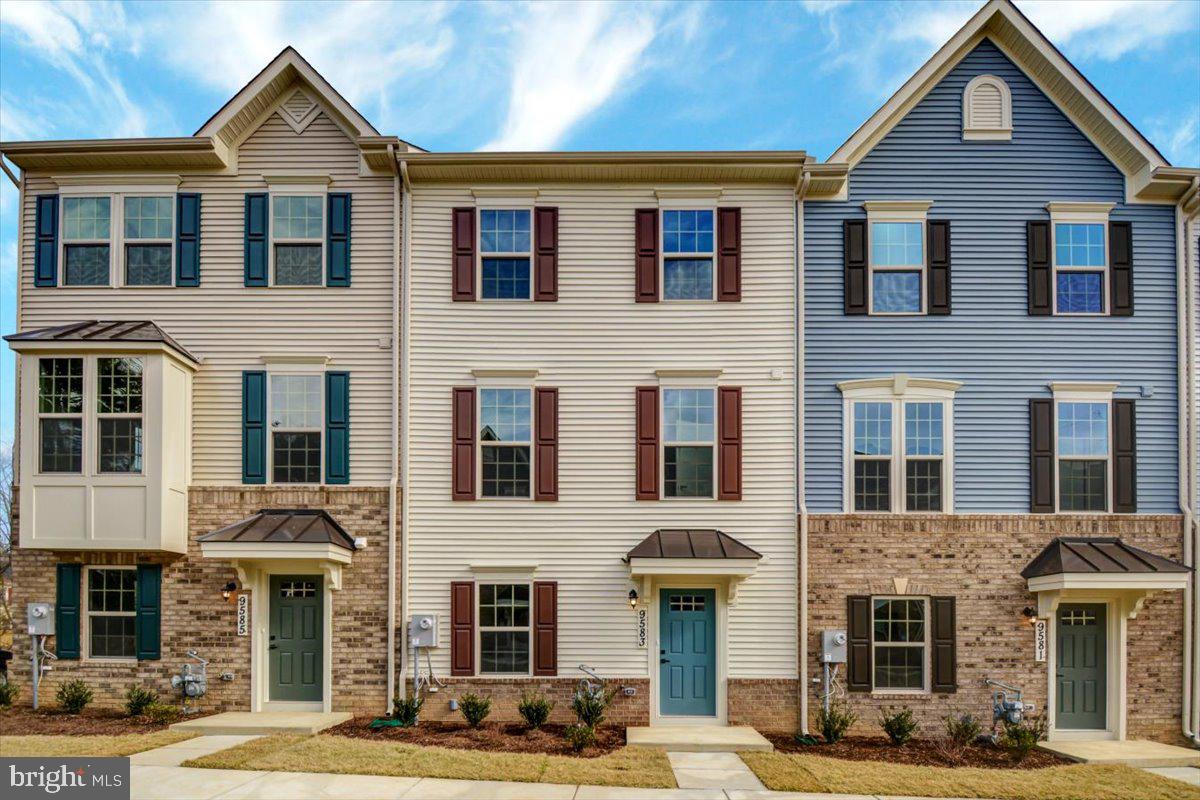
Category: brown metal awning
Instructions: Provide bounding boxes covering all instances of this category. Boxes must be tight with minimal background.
[198,509,356,551]
[625,529,761,562]
[5,320,200,363]
[1021,537,1190,579]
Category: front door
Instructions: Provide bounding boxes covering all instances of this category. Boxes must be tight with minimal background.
[269,575,323,702]
[1056,603,1106,730]
[659,588,716,717]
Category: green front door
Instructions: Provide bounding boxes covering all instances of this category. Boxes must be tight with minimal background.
[269,575,323,702]
[1056,603,1106,730]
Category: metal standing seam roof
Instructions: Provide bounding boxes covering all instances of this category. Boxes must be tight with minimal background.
[1020,537,1191,579]
[625,529,762,561]
[3,320,200,363]
[197,509,356,551]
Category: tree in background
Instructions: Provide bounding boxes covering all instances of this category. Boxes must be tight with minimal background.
[0,447,12,650]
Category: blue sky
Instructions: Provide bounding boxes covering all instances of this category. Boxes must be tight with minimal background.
[1,0,1199,445]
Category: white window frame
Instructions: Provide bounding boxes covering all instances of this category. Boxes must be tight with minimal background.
[870,595,930,694]
[59,193,114,287]
[1048,202,1113,317]
[120,193,176,287]
[476,205,534,302]
[267,371,325,486]
[36,355,86,476]
[82,565,137,662]
[1050,382,1116,514]
[962,74,1012,141]
[95,356,145,476]
[864,201,932,316]
[477,384,534,500]
[660,206,717,303]
[476,581,533,676]
[839,375,961,513]
[269,190,326,287]
[661,384,718,500]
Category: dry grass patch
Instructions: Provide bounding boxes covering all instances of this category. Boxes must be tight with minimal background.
[741,751,1200,800]
[185,734,676,789]
[0,730,197,757]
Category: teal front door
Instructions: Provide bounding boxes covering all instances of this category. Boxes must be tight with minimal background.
[269,575,323,702]
[659,588,716,717]
[1056,603,1106,730]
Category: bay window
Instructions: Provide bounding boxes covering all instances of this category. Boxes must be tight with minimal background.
[97,357,144,473]
[38,357,84,473]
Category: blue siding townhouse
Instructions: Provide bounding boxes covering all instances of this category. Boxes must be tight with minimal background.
[800,0,1200,746]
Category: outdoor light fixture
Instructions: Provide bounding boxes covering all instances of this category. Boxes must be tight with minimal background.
[1021,606,1037,623]
[628,588,639,609]
[222,581,238,601]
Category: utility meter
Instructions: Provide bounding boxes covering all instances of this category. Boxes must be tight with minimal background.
[27,603,55,636]
[409,614,438,648]
[821,629,847,664]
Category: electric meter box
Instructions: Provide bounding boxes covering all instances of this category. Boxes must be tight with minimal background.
[409,614,438,648]
[821,629,847,664]
[27,602,55,636]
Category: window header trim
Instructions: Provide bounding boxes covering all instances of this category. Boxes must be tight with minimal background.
[863,200,934,221]
[838,374,962,398]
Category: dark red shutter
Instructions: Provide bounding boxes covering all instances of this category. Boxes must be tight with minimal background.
[535,388,558,501]
[718,387,742,500]
[452,388,476,501]
[532,581,558,676]
[931,596,957,693]
[636,386,660,500]
[1113,399,1137,512]
[635,209,659,303]
[450,582,475,676]
[1027,221,1051,315]
[1030,399,1055,513]
[847,595,871,692]
[1109,221,1133,316]
[534,207,558,302]
[717,207,741,302]
[927,220,951,315]
[844,219,868,314]
[452,208,476,301]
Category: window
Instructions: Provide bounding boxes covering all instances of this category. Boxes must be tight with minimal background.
[123,196,174,285]
[662,209,714,300]
[97,357,143,473]
[86,567,136,659]
[662,387,715,498]
[269,374,322,483]
[1053,223,1106,314]
[1056,400,1109,512]
[272,195,324,286]
[852,401,892,511]
[870,221,924,314]
[62,196,112,286]
[479,583,530,674]
[479,209,532,300]
[872,597,928,691]
[479,388,532,497]
[38,357,84,473]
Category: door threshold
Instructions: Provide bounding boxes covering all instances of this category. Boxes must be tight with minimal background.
[262,701,324,713]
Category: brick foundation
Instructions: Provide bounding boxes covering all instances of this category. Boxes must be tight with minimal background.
[728,678,801,732]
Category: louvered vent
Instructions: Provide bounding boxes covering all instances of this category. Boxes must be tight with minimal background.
[962,74,1011,141]
[277,89,319,133]
[969,83,1003,128]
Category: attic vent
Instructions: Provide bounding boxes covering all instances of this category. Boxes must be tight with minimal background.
[962,74,1011,141]
[277,89,320,134]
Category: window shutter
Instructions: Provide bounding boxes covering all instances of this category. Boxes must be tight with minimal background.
[931,596,956,693]
[55,563,81,659]
[532,581,558,676]
[717,207,741,302]
[1113,399,1137,512]
[325,371,350,485]
[636,386,660,500]
[242,371,267,484]
[34,195,59,287]
[1027,221,1051,315]
[175,193,201,287]
[244,193,269,287]
[450,581,475,676]
[452,387,476,500]
[1029,399,1054,513]
[534,207,558,302]
[635,208,659,303]
[451,207,476,301]
[534,387,558,501]
[327,193,351,287]
[135,564,162,661]
[927,219,951,315]
[1109,221,1133,316]
[843,219,868,314]
[846,595,871,692]
[718,386,743,500]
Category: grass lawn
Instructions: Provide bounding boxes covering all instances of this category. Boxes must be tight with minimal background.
[741,750,1200,800]
[0,730,197,757]
[184,733,676,788]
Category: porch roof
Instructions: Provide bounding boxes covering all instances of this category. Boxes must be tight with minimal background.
[1020,537,1190,579]
[198,509,356,551]
[625,529,761,561]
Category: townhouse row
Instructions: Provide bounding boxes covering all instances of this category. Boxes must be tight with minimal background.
[3,0,1199,745]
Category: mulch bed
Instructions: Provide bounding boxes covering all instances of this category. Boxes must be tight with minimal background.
[766,734,1070,769]
[0,705,211,736]
[327,717,626,757]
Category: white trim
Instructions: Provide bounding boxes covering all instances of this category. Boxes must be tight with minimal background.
[655,187,724,204]
[648,580,728,726]
[54,175,182,191]
[962,74,1012,141]
[81,565,138,662]
[268,190,326,288]
[198,542,353,565]
[260,354,333,369]
[655,368,723,384]
[475,580,533,677]
[471,368,539,380]
[477,385,534,500]
[266,371,324,486]
[862,200,933,220]
[660,385,717,500]
[863,207,928,316]
[471,187,540,200]
[660,206,717,303]
[628,558,759,578]
[475,205,534,302]
[1048,381,1120,397]
[1040,596,1122,741]
[1045,202,1115,221]
[869,595,931,694]
[1028,573,1189,592]
[262,174,333,189]
[838,375,962,397]
[1049,384,1115,513]
[1048,204,1112,316]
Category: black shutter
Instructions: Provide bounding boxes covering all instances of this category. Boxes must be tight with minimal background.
[1030,399,1055,513]
[55,564,81,659]
[1113,399,1137,512]
[844,220,868,314]
[175,193,201,286]
[931,596,956,693]
[242,371,267,484]
[135,564,162,661]
[325,372,350,485]
[1109,221,1132,316]
[927,220,950,315]
[1027,221,1051,315]
[846,595,871,692]
[327,193,351,287]
[34,195,59,287]
[244,193,268,287]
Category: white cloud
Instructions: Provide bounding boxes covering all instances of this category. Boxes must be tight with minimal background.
[1017,0,1197,61]
[1150,109,1200,166]
[800,0,850,14]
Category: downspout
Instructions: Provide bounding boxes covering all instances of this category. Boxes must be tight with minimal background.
[398,157,413,702]
[385,143,401,713]
[1179,176,1200,745]
[795,170,811,733]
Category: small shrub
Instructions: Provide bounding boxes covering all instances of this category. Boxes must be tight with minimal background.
[392,694,423,727]
[518,692,554,729]
[571,686,614,728]
[145,703,182,725]
[0,682,19,709]
[56,680,93,714]
[879,706,918,746]
[999,712,1047,762]
[943,713,982,749]
[816,701,856,744]
[125,685,159,717]
[564,723,596,752]
[458,693,492,728]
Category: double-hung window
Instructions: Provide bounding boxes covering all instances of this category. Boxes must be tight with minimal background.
[272,195,324,286]
[1056,399,1109,511]
[38,357,84,473]
[872,596,928,691]
[662,387,715,498]
[479,388,532,498]
[870,221,924,314]
[269,374,323,483]
[86,566,136,659]
[62,196,112,286]
[1053,223,1106,314]
[480,209,532,300]
[97,357,143,474]
[478,583,530,674]
[662,209,714,300]
[123,196,174,285]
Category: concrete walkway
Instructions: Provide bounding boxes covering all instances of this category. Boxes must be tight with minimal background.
[667,752,766,791]
[1143,765,1200,786]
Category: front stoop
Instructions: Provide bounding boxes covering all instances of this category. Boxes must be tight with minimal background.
[171,711,352,736]
[1038,739,1200,768]
[626,725,774,752]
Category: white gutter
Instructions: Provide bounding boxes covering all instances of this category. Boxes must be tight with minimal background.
[0,156,19,189]
[795,171,810,733]
[1179,177,1200,745]
[384,143,401,714]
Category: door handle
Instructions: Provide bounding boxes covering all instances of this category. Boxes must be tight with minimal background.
[660,658,669,664]
[269,644,278,650]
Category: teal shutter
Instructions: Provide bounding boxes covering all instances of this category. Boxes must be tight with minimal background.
[135,564,162,660]
[34,195,59,287]
[242,371,267,483]
[326,193,351,287]
[325,371,350,484]
[176,193,201,286]
[244,193,268,286]
[55,564,81,659]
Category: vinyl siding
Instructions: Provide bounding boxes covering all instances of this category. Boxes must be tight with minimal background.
[16,108,397,485]
[804,39,1178,513]
[408,185,797,678]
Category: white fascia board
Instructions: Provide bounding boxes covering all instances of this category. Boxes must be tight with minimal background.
[198,542,353,565]
[1027,573,1189,593]
[627,558,759,577]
